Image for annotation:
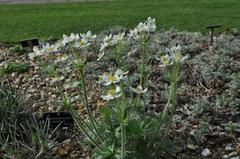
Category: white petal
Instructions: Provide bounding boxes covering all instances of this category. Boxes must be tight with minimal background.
[141,88,148,94]
[129,86,139,94]
[97,52,105,61]
[29,52,36,60]
[103,81,112,86]
[115,86,121,93]
[101,95,113,101]
[113,93,122,99]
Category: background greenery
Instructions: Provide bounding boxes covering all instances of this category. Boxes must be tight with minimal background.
[0,0,239,42]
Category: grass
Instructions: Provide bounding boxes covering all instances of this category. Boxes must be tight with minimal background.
[0,0,239,42]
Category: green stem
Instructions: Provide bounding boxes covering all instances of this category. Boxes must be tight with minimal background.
[120,122,125,159]
[149,63,179,146]
[67,106,103,150]
[79,67,103,143]
[116,42,123,67]
[140,42,146,87]
[119,81,126,159]
[56,83,102,146]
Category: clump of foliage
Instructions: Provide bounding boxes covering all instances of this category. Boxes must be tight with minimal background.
[0,82,58,158]
[0,81,28,135]
[191,33,240,109]
[31,17,187,158]
[9,44,27,54]
[0,61,29,76]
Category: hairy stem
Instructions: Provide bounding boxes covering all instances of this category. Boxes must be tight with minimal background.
[119,81,126,159]
[149,63,179,146]
[79,67,103,143]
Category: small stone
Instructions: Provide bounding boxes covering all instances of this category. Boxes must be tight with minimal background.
[202,148,212,157]
[28,88,36,93]
[223,155,229,159]
[52,94,57,98]
[40,91,45,99]
[226,144,235,151]
[187,144,199,150]
[229,151,238,157]
[230,157,240,159]
[63,139,71,144]
[11,72,16,77]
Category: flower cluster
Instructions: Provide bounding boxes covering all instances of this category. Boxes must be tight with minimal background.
[62,31,96,48]
[29,43,60,60]
[128,17,156,40]
[157,45,188,67]
[98,17,156,60]
[98,69,128,86]
[100,32,125,51]
[98,69,128,101]
[98,32,125,60]
[29,31,96,60]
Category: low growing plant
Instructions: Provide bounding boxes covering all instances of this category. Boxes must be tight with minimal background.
[0,82,59,159]
[31,17,187,158]
[9,44,27,54]
[0,61,29,76]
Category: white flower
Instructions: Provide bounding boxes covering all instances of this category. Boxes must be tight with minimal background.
[157,45,188,67]
[127,17,156,40]
[145,17,156,32]
[130,85,148,94]
[69,33,80,41]
[62,34,70,46]
[111,32,125,45]
[157,54,173,67]
[101,85,122,101]
[166,45,188,63]
[33,46,43,55]
[29,46,44,60]
[29,43,59,60]
[98,69,128,86]
[100,34,112,51]
[62,33,80,46]
[99,33,125,59]
[136,22,147,32]
[43,43,60,53]
[73,39,90,48]
[128,28,139,39]
[54,54,68,63]
[81,31,96,42]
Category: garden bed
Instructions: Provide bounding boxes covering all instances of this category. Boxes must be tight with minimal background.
[0,18,240,159]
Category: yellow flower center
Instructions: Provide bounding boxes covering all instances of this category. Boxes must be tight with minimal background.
[108,89,116,96]
[108,75,117,81]
[48,48,54,52]
[161,55,170,65]
[79,40,86,46]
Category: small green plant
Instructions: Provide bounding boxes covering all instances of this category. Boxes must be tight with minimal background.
[194,118,209,144]
[0,82,59,158]
[225,121,238,135]
[0,61,29,76]
[0,81,28,135]
[192,96,209,115]
[32,17,186,158]
[9,44,27,54]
